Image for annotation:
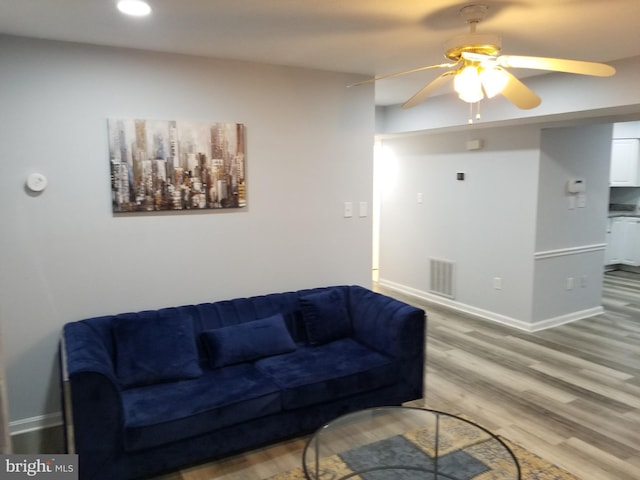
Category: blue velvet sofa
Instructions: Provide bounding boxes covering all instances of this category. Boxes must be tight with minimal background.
[62,285,426,480]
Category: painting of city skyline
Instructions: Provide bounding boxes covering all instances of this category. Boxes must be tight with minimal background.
[108,118,246,212]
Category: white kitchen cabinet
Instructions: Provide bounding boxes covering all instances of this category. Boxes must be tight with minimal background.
[610,138,640,187]
[606,218,624,265]
[620,218,640,266]
[608,217,640,266]
[604,230,615,265]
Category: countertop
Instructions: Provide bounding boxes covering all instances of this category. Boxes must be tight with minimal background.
[609,211,640,218]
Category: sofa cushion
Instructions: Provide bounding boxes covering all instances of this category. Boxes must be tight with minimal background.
[255,338,398,410]
[200,314,297,368]
[121,363,282,452]
[113,309,202,388]
[300,289,351,345]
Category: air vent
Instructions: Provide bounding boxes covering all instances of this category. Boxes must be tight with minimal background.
[429,258,456,299]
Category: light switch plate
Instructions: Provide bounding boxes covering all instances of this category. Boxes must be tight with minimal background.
[577,194,586,208]
[343,202,353,218]
[359,201,367,217]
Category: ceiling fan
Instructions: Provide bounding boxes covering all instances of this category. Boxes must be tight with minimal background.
[354,4,616,113]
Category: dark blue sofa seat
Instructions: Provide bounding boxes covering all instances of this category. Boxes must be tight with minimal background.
[62,285,426,480]
[256,338,397,410]
[122,363,282,452]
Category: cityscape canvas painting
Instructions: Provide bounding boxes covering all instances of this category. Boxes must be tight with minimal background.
[108,118,246,212]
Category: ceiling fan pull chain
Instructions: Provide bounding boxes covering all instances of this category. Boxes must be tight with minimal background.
[467,101,482,124]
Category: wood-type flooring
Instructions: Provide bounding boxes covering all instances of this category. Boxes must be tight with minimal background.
[156,271,640,480]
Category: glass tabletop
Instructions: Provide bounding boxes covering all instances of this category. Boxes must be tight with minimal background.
[303,406,520,480]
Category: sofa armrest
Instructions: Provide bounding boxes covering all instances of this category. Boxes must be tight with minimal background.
[62,321,125,477]
[347,286,426,360]
[63,322,119,383]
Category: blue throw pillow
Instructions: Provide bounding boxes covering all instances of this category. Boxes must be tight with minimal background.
[113,309,202,389]
[300,289,351,345]
[200,313,296,368]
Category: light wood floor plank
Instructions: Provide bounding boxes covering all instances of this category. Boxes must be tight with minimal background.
[415,272,640,480]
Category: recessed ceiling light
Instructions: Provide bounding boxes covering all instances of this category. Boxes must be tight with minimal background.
[117,0,151,17]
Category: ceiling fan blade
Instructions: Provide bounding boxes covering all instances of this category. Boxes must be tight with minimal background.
[500,70,541,109]
[497,55,615,77]
[349,62,459,87]
[402,72,455,109]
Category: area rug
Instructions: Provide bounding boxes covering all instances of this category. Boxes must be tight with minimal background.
[263,428,580,480]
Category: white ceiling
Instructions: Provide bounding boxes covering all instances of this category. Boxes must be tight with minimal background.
[1,0,639,106]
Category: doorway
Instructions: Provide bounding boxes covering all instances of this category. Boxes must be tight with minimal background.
[371,139,399,283]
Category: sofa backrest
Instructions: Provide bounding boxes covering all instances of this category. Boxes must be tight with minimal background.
[66,286,354,376]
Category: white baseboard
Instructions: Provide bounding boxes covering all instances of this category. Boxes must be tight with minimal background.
[528,306,604,331]
[378,279,603,332]
[10,412,63,436]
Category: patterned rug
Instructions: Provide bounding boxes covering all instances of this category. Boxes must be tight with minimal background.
[264,428,579,480]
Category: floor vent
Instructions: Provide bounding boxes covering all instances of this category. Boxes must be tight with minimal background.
[429,258,456,299]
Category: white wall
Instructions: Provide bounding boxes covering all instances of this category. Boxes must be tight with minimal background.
[536,124,612,251]
[0,35,374,431]
[377,121,616,331]
[377,125,541,327]
[531,124,612,325]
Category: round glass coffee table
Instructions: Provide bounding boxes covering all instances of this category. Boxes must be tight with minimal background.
[303,406,520,480]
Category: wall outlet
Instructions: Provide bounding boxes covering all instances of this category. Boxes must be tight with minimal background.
[493,277,502,290]
[566,277,574,290]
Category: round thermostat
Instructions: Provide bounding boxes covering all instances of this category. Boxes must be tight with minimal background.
[27,173,48,192]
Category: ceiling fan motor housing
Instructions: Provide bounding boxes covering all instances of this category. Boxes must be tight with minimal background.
[444,33,502,61]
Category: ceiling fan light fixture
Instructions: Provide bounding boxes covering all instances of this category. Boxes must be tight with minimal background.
[479,66,509,98]
[355,1,614,118]
[454,66,484,103]
[117,0,152,17]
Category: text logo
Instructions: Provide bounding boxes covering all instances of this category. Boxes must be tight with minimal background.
[0,455,77,479]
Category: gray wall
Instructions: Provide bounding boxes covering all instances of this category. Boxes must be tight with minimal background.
[536,125,612,250]
[0,35,375,431]
[378,125,541,327]
[532,124,612,324]
[377,122,613,329]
